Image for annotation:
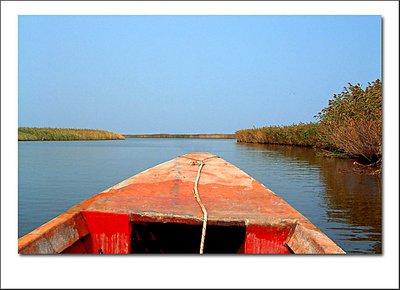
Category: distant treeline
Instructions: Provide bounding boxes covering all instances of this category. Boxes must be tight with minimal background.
[18,128,125,141]
[236,79,382,164]
[124,134,235,139]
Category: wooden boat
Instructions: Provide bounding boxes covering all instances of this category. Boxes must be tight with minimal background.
[18,152,345,254]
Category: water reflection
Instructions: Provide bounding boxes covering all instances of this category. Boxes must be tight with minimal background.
[236,143,382,254]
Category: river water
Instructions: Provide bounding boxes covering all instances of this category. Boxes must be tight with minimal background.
[18,138,382,254]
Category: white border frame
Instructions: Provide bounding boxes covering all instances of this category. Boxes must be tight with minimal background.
[2,1,399,289]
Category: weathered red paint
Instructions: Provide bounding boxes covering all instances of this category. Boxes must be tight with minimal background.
[245,224,293,254]
[18,152,345,254]
[82,211,131,254]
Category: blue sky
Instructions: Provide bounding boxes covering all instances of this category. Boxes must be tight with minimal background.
[18,15,381,134]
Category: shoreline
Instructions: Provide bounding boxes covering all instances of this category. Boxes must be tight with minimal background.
[123,134,236,139]
[18,128,125,141]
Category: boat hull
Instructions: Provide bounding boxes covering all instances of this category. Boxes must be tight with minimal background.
[18,152,345,254]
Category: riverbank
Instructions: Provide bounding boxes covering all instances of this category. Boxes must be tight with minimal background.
[236,123,321,147]
[236,80,382,166]
[18,128,125,141]
[124,133,235,139]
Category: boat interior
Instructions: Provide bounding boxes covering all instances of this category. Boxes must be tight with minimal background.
[60,219,296,254]
[130,222,247,254]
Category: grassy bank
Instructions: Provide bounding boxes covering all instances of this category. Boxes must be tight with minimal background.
[18,128,125,141]
[236,79,382,164]
[236,123,321,147]
[124,134,235,139]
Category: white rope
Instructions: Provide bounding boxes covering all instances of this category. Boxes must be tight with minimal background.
[193,160,208,254]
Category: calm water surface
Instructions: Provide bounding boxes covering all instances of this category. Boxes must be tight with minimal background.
[18,138,382,254]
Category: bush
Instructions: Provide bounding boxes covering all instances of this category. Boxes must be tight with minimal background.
[315,79,382,162]
[235,79,382,164]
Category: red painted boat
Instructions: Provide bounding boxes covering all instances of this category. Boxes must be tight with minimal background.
[18,152,345,254]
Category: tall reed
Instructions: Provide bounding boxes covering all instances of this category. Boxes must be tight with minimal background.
[316,79,382,162]
[236,79,382,164]
[18,127,125,141]
[236,123,321,147]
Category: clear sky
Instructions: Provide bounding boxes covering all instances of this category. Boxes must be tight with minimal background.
[18,15,381,134]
